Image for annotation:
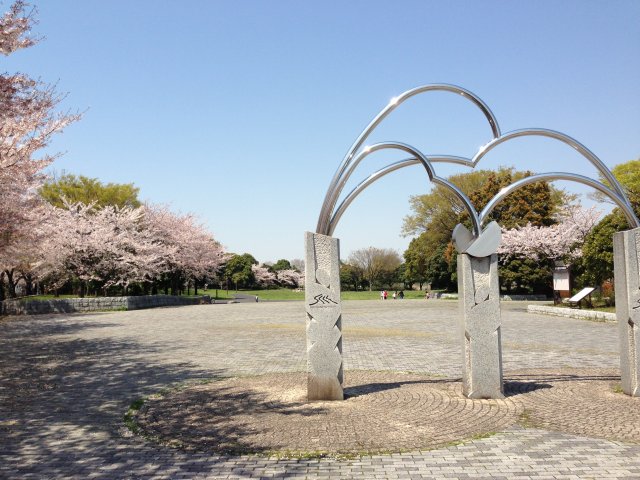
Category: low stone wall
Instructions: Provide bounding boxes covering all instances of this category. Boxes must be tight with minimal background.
[1,295,211,316]
[527,304,616,323]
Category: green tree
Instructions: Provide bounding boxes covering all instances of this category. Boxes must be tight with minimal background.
[223,253,257,291]
[403,167,566,294]
[403,169,492,239]
[579,159,640,288]
[609,159,640,208]
[591,159,640,211]
[271,259,292,271]
[340,262,362,291]
[467,168,557,228]
[579,212,629,287]
[40,173,141,209]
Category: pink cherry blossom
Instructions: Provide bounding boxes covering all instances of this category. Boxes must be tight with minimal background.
[497,205,600,262]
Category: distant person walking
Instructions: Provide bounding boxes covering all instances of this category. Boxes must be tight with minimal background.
[399,290,404,299]
[392,291,397,300]
[383,290,388,300]
[380,290,384,300]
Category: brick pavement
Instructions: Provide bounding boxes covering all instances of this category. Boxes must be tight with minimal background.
[0,300,639,479]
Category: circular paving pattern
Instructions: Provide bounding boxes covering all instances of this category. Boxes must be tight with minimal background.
[132,369,639,456]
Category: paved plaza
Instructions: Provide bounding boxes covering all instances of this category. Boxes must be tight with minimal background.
[1,300,639,479]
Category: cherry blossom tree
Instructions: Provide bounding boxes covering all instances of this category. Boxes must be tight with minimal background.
[252,264,276,288]
[142,204,226,295]
[497,205,600,262]
[36,201,165,295]
[0,0,35,55]
[276,268,302,288]
[34,201,225,296]
[1,1,80,298]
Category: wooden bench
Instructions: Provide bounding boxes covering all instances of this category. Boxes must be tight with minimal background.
[567,287,595,309]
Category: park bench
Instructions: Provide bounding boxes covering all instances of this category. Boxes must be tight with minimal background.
[567,287,595,309]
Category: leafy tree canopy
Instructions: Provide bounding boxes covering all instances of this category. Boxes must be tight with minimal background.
[578,159,640,286]
[592,159,640,213]
[40,173,141,209]
[402,167,569,293]
[271,259,292,271]
[579,211,628,286]
[223,253,257,290]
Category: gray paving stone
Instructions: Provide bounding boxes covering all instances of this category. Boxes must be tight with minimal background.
[0,300,639,478]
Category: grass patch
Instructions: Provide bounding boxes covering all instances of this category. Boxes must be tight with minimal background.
[10,294,77,302]
[517,409,538,428]
[123,398,145,434]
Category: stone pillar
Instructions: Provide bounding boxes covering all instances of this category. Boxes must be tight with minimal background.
[457,253,504,399]
[304,232,343,400]
[613,228,640,397]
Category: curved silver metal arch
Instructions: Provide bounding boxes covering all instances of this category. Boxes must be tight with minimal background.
[328,155,473,236]
[325,142,482,237]
[316,84,502,235]
[472,128,633,212]
[479,172,640,228]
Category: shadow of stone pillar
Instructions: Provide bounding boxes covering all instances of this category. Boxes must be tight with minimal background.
[458,253,504,399]
[613,228,640,397]
[304,232,344,400]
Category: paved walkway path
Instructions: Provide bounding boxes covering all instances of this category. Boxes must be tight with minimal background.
[1,300,638,479]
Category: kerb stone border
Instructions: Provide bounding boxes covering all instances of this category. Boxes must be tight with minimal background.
[527,304,616,322]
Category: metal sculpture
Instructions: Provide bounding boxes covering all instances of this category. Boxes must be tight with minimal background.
[306,83,640,400]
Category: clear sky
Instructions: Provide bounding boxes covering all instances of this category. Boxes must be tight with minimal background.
[5,0,639,263]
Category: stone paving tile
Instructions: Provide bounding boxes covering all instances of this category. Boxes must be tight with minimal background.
[0,300,639,479]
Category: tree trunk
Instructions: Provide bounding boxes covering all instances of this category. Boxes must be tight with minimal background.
[5,269,17,298]
[0,271,5,301]
[194,280,198,296]
[24,274,34,296]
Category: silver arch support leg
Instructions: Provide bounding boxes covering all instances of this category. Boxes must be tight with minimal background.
[304,232,344,400]
[458,253,504,399]
[613,228,640,397]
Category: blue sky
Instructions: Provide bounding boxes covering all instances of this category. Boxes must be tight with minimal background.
[5,0,639,263]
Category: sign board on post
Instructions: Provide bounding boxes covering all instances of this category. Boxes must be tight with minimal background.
[553,269,570,292]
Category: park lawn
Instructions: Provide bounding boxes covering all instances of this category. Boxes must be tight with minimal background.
[340,290,429,300]
[201,289,433,301]
[11,289,435,303]
[230,289,304,301]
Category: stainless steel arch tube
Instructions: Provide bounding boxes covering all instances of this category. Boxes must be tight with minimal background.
[479,172,640,228]
[316,84,501,235]
[328,155,473,236]
[325,142,481,238]
[472,129,634,214]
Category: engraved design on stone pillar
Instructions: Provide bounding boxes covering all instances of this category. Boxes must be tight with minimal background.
[305,232,343,401]
[614,228,640,397]
[628,231,640,395]
[459,253,503,399]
